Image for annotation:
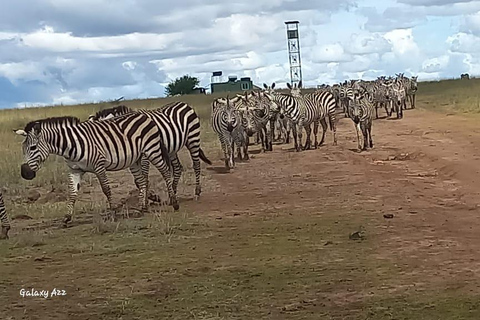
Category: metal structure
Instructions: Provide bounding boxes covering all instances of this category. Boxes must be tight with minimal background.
[285,20,302,86]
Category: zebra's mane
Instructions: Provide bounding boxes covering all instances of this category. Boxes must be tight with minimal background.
[94,105,132,119]
[24,116,81,131]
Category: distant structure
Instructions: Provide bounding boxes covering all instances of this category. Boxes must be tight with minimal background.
[285,20,302,86]
[461,73,470,80]
[210,71,257,93]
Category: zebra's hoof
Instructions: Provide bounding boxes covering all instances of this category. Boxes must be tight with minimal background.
[173,203,180,211]
[194,195,200,201]
[0,226,10,239]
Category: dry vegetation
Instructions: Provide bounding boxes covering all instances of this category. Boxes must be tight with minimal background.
[2,78,480,319]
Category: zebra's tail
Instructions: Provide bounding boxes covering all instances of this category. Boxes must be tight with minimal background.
[199,147,212,165]
[159,138,173,170]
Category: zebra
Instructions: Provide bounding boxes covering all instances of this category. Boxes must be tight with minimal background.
[349,90,375,151]
[339,84,354,118]
[371,78,392,118]
[264,81,337,151]
[0,192,10,239]
[386,78,406,119]
[211,96,247,168]
[14,114,179,227]
[235,90,272,152]
[88,102,212,201]
[262,83,291,144]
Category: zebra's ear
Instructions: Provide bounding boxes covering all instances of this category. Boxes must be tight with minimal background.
[271,83,275,89]
[14,129,27,136]
[263,83,268,89]
[286,83,292,90]
[298,80,302,89]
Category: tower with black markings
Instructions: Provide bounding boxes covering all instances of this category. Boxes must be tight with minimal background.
[285,20,302,86]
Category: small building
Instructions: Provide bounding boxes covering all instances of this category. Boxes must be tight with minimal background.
[210,73,256,94]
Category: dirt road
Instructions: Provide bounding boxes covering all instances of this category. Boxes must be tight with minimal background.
[4,108,480,319]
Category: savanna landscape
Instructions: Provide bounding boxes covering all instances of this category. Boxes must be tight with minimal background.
[2,78,480,319]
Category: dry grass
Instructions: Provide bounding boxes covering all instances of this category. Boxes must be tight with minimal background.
[1,78,480,319]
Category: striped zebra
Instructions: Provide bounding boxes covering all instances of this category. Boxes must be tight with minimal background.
[89,102,212,201]
[262,83,291,144]
[0,192,10,239]
[211,96,247,168]
[264,81,337,151]
[339,84,354,118]
[371,78,391,118]
[386,78,406,119]
[14,114,179,227]
[235,91,272,152]
[400,74,418,109]
[349,90,375,151]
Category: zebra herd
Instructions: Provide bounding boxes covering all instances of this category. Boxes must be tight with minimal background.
[210,73,418,169]
[0,73,417,240]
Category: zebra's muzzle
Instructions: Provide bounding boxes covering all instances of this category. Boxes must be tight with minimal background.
[21,163,36,180]
[353,117,360,124]
[226,123,234,132]
[246,129,255,137]
[279,114,285,119]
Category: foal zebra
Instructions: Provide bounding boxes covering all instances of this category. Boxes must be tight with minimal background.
[89,102,212,200]
[211,96,247,169]
[15,114,178,227]
[0,192,10,239]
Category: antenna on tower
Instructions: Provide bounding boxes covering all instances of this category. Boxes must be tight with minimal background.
[285,21,302,87]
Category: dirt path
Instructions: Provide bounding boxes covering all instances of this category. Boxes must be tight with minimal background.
[5,108,480,319]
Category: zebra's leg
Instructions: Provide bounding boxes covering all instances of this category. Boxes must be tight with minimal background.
[0,192,10,239]
[375,102,379,119]
[170,154,183,196]
[313,120,320,149]
[269,118,275,148]
[243,135,249,161]
[93,167,117,221]
[302,124,310,151]
[139,159,162,203]
[146,152,179,211]
[186,146,202,200]
[291,124,300,152]
[330,115,338,146]
[354,122,362,151]
[129,161,149,214]
[259,127,266,153]
[412,94,416,109]
[368,122,373,148]
[230,139,236,168]
[219,137,230,169]
[285,120,291,144]
[64,170,85,227]
[361,122,368,151]
[318,118,327,147]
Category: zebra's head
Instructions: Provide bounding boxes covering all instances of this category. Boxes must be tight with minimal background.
[224,96,241,133]
[349,100,364,124]
[263,82,276,91]
[286,81,302,97]
[14,122,50,180]
[410,76,418,92]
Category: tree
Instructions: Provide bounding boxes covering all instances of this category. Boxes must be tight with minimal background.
[165,75,200,96]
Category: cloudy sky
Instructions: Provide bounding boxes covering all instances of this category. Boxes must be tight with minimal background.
[0,0,479,109]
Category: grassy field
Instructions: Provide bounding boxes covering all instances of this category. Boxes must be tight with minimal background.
[2,78,480,319]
